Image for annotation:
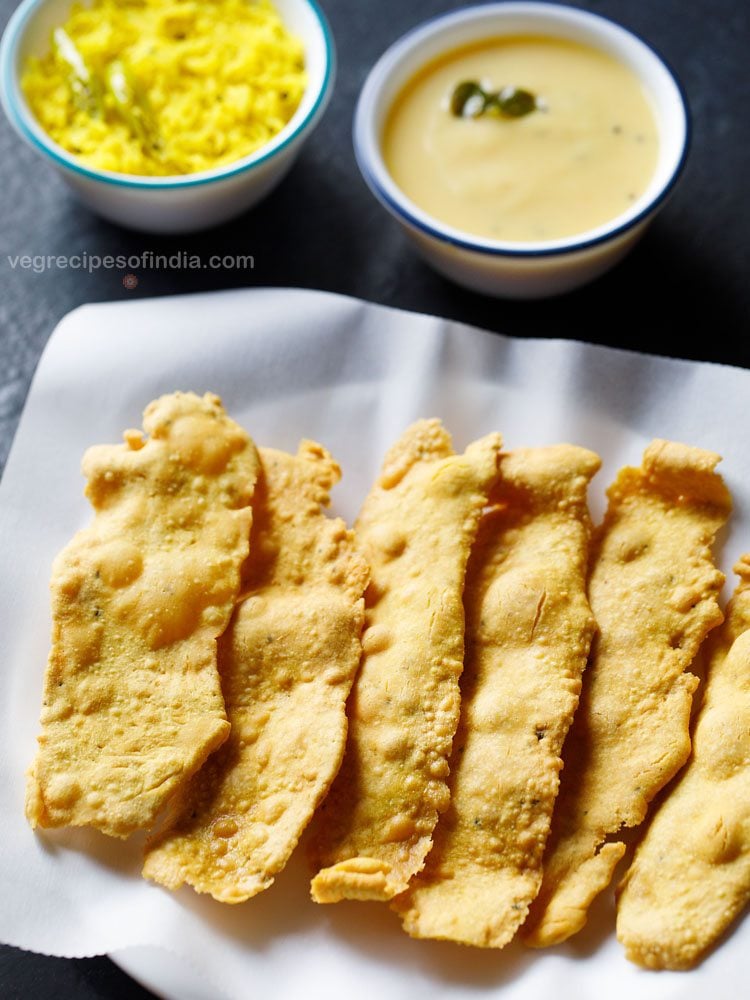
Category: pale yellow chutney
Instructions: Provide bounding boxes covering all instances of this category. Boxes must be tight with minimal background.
[382,36,659,242]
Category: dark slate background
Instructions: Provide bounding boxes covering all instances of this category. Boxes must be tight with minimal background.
[1,0,748,996]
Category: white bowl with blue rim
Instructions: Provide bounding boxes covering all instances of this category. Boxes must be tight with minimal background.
[0,0,335,233]
[354,2,690,299]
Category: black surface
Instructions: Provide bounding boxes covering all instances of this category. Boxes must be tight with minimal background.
[0,0,748,996]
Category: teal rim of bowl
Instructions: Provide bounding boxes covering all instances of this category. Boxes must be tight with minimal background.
[0,0,335,189]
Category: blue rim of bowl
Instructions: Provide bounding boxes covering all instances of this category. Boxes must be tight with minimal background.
[0,0,335,189]
[353,1,692,259]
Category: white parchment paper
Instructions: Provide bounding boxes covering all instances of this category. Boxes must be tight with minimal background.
[1,287,748,1000]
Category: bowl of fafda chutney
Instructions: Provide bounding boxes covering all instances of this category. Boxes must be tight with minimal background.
[354,2,689,298]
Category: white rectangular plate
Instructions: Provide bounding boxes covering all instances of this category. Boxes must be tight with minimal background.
[1,288,748,1000]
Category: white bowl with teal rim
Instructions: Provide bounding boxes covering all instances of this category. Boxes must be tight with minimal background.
[354,2,690,298]
[0,0,335,233]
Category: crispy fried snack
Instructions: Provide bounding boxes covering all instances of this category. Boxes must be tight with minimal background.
[616,555,750,969]
[309,420,503,903]
[25,392,259,839]
[522,440,731,947]
[393,445,600,947]
[143,442,369,902]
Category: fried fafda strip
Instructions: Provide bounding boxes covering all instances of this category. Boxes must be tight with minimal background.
[26,392,259,839]
[393,445,600,947]
[310,420,502,903]
[143,443,369,902]
[522,440,731,947]
[616,555,750,969]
